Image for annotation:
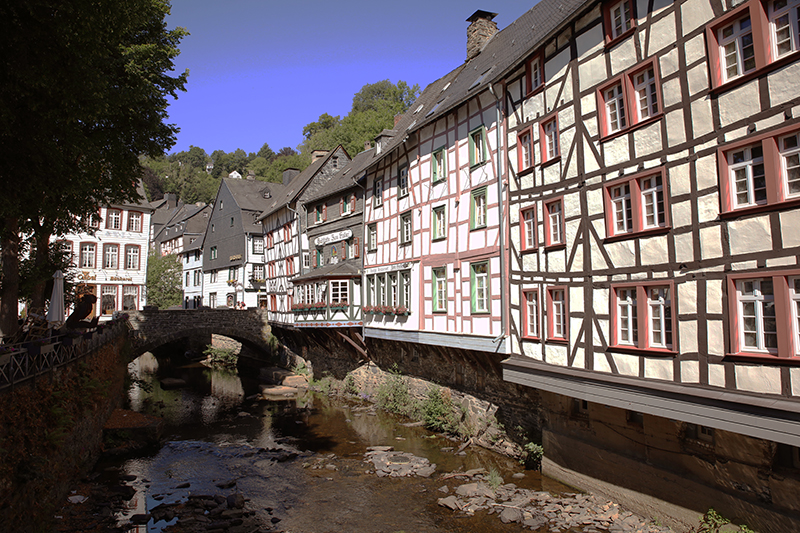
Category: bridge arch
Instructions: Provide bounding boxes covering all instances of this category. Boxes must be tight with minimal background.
[127,309,274,359]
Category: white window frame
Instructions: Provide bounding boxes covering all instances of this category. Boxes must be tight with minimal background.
[610,0,633,38]
[769,0,800,58]
[103,244,118,269]
[125,245,139,270]
[617,287,638,346]
[781,132,800,198]
[471,262,489,313]
[433,267,447,312]
[640,175,666,229]
[80,243,94,268]
[647,286,672,349]
[330,280,349,304]
[729,144,767,208]
[525,289,540,338]
[550,288,567,340]
[401,212,412,244]
[544,119,559,160]
[633,67,658,121]
[127,212,142,232]
[253,236,264,254]
[605,83,627,133]
[432,205,446,240]
[432,149,446,182]
[611,183,632,234]
[106,209,121,230]
[398,166,408,198]
[737,278,778,353]
[547,200,564,246]
[522,208,536,249]
[719,15,756,82]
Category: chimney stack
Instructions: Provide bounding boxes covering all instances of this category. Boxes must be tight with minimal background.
[282,168,301,185]
[311,150,328,163]
[466,10,498,61]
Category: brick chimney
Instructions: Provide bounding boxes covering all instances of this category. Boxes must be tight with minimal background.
[466,10,498,61]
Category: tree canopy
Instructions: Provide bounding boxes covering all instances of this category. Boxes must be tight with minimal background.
[145,252,182,309]
[0,0,188,336]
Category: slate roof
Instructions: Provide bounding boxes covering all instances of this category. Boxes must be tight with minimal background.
[303,147,376,205]
[258,147,349,220]
[292,260,361,282]
[380,0,591,157]
[153,202,210,245]
[223,178,285,233]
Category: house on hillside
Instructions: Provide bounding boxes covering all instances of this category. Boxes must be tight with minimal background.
[202,177,280,308]
[291,148,372,352]
[60,181,153,317]
[257,147,351,323]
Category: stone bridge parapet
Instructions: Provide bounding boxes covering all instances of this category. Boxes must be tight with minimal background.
[127,309,273,357]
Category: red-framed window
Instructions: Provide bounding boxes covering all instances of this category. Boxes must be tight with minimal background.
[523,288,541,339]
[544,197,564,248]
[79,242,96,269]
[539,114,560,164]
[520,206,537,251]
[603,168,670,239]
[266,231,274,248]
[727,270,800,360]
[124,244,141,270]
[603,0,636,46]
[105,209,122,230]
[718,124,800,215]
[706,0,800,90]
[518,127,534,173]
[122,285,139,311]
[126,211,143,232]
[610,281,676,353]
[546,286,568,341]
[597,59,662,139]
[526,53,544,95]
[101,285,117,315]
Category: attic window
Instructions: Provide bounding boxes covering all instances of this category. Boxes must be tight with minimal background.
[469,68,494,90]
[406,119,417,131]
[441,82,451,92]
[426,100,443,117]
[332,157,339,169]
[263,190,271,199]
[414,104,424,114]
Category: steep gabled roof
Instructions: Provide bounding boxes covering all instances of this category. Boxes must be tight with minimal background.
[381,0,591,157]
[303,147,376,205]
[223,177,286,233]
[257,146,350,220]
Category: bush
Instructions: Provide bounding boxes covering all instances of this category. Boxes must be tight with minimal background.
[421,387,463,435]
[203,345,237,370]
[375,365,417,417]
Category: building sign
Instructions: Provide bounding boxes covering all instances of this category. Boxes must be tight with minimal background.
[315,229,352,247]
[364,262,414,275]
[78,271,97,281]
[229,254,243,261]
[110,275,133,282]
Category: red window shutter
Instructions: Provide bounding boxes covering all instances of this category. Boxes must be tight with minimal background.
[339,197,343,214]
[322,204,327,221]
[311,251,317,268]
[350,194,356,211]
[354,237,360,258]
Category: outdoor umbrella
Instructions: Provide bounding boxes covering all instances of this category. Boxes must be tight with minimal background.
[46,270,65,328]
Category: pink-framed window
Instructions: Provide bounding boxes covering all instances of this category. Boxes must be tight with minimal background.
[126,211,143,232]
[520,206,537,251]
[603,0,636,46]
[105,209,122,230]
[705,0,799,90]
[517,127,534,173]
[603,168,670,239]
[526,53,544,95]
[718,124,800,215]
[610,282,675,353]
[727,270,800,360]
[523,289,540,339]
[539,115,560,164]
[597,59,662,139]
[547,286,568,341]
[124,244,140,270]
[103,244,119,269]
[544,197,564,248]
[79,242,96,269]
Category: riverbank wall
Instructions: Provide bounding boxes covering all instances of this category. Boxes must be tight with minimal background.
[0,329,130,531]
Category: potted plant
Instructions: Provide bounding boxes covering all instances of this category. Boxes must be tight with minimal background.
[24,339,55,356]
[395,305,410,316]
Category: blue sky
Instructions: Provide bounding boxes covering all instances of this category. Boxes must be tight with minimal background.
[165,0,536,156]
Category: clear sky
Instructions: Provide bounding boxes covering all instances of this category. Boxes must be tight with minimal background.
[165,0,536,156]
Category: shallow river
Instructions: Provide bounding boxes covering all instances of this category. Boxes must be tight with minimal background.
[100,353,574,533]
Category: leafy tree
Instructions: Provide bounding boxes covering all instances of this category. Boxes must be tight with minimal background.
[256,143,276,160]
[0,0,188,336]
[145,252,182,309]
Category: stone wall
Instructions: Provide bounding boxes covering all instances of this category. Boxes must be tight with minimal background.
[0,330,130,531]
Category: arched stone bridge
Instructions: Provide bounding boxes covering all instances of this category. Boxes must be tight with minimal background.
[127,309,274,357]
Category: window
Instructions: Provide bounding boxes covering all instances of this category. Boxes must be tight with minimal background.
[122,286,138,311]
[230,216,234,227]
[106,209,121,230]
[252,264,265,281]
[268,262,275,278]
[604,170,670,238]
[388,273,398,306]
[518,128,534,172]
[211,223,215,233]
[770,0,800,58]
[432,148,446,182]
[186,271,190,287]
[597,61,662,138]
[124,245,140,270]
[228,267,238,281]
[104,245,119,270]
[604,0,635,43]
[80,243,96,268]
[303,252,310,269]
[471,188,487,229]
[398,165,408,198]
[194,270,201,286]
[367,276,376,306]
[718,126,800,213]
[611,283,675,351]
[127,212,142,232]
[521,207,537,251]
[210,270,218,283]
[541,117,559,162]
[544,198,564,247]
[400,211,412,245]
[341,194,352,215]
[469,126,488,167]
[720,15,756,82]
[547,287,568,340]
[373,178,383,207]
[210,246,217,260]
[330,280,349,304]
[368,223,378,251]
[471,262,490,313]
[401,270,411,306]
[87,213,100,229]
[526,54,543,94]
[433,267,447,312]
[315,204,324,223]
[253,236,264,254]
[523,289,540,338]
[284,223,292,242]
[286,257,294,276]
[432,205,447,240]
[209,292,217,308]
[101,285,117,315]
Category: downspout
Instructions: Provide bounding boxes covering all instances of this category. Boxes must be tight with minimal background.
[488,82,507,351]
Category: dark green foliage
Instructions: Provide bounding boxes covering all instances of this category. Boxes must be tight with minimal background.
[144,251,182,309]
[421,386,463,435]
[203,345,238,370]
